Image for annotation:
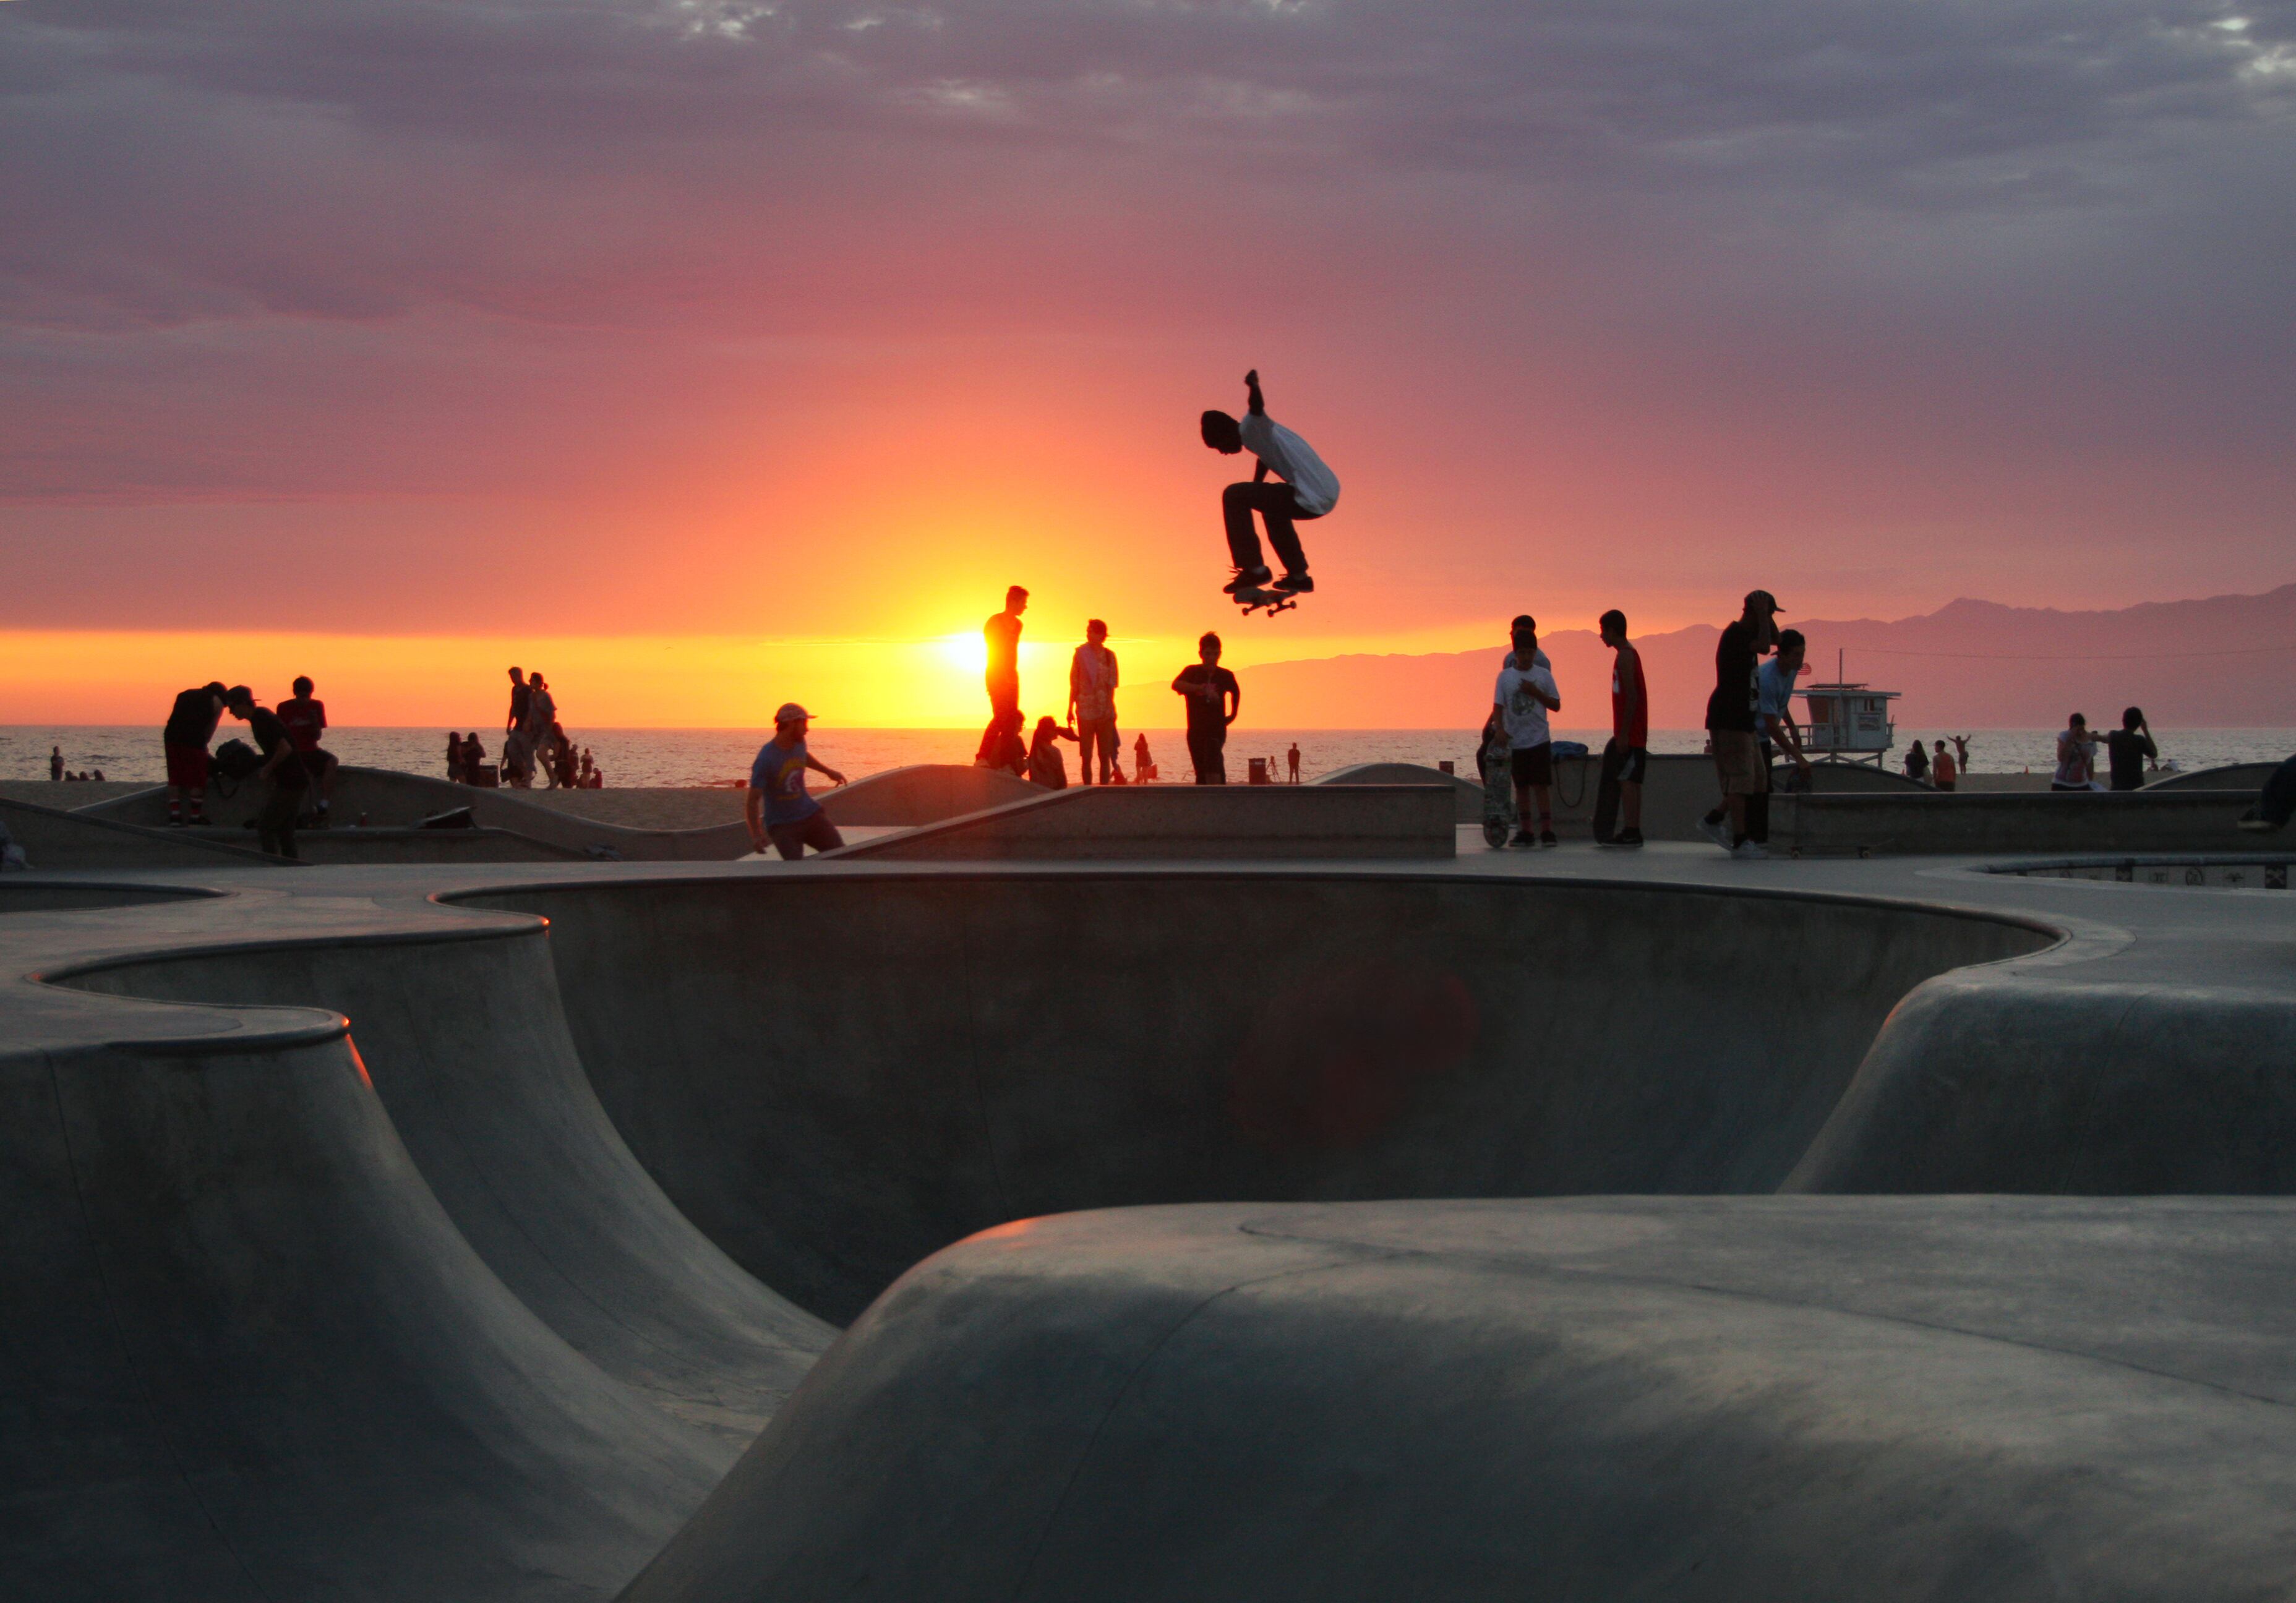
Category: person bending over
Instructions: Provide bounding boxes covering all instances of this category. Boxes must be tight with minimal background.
[1200,369,1339,597]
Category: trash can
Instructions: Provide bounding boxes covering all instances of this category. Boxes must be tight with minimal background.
[1248,757,1271,785]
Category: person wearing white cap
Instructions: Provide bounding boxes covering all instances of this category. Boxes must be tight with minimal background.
[746,703,849,859]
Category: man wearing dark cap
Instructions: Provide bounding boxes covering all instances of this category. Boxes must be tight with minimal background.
[747,703,849,859]
[224,685,310,860]
[161,680,228,827]
[1697,589,1782,859]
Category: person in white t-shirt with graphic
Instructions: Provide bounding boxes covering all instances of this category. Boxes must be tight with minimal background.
[1200,369,1340,597]
[1488,616,1562,848]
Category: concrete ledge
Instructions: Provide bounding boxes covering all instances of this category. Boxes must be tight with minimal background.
[1317,761,1483,823]
[1773,788,2262,856]
[1,795,290,870]
[829,784,1458,860]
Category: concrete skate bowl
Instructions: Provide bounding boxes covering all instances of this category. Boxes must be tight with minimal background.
[459,871,2054,1323]
[1989,853,2292,890]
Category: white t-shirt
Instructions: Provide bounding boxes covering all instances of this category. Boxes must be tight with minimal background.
[1494,662,1557,750]
[1237,411,1340,516]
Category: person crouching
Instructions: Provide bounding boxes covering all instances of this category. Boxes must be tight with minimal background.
[225,686,311,860]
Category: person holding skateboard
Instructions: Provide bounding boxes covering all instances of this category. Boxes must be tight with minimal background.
[1488,616,1561,847]
[1201,369,1340,600]
[1594,610,1647,846]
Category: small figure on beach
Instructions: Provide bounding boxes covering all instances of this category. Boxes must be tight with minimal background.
[461,732,488,785]
[1201,369,1339,606]
[747,703,848,860]
[1287,743,1301,784]
[447,732,465,782]
[161,680,228,827]
[1698,589,1783,858]
[1134,732,1155,783]
[48,746,61,782]
[1172,633,1240,784]
[1068,619,1120,786]
[2105,707,2157,792]
[974,587,1029,770]
[1903,738,1929,784]
[1950,734,1973,774]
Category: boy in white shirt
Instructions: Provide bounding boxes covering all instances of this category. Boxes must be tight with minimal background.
[1200,369,1340,596]
[1488,616,1562,847]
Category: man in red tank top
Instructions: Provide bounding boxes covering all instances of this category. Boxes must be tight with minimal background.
[1596,610,1648,845]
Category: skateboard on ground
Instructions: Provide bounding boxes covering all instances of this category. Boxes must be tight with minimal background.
[1232,584,1300,618]
[1479,728,1516,849]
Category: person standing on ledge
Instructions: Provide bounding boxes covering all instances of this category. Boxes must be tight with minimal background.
[1067,618,1120,786]
[224,685,310,860]
[2105,707,2157,792]
[974,586,1029,767]
[161,680,228,826]
[1200,369,1339,597]
[1697,589,1781,858]
[1489,616,1561,847]
[747,704,848,860]
[1595,610,1647,847]
[1172,632,1240,784]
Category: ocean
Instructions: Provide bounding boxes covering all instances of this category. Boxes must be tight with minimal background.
[9,725,2292,789]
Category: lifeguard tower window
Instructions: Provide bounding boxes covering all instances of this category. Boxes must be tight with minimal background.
[1799,682,1901,767]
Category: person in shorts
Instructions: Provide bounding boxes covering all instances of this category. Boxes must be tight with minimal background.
[1067,618,1121,785]
[1490,617,1561,847]
[746,703,849,859]
[161,681,228,826]
[1596,609,1647,845]
[1698,589,1781,858]
[278,675,336,825]
[224,686,311,860]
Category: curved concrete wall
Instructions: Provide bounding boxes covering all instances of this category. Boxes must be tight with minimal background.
[466,873,2047,1322]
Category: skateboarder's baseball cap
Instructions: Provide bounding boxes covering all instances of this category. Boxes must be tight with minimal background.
[773,703,812,727]
[1745,589,1783,615]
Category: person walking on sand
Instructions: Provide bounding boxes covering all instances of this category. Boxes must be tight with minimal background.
[746,704,849,860]
[2053,713,2102,792]
[974,587,1029,767]
[1067,619,1120,786]
[1697,589,1782,858]
[1489,617,1562,847]
[1200,369,1339,597]
[224,686,310,860]
[161,680,228,827]
[279,675,337,825]
[2105,707,2157,792]
[1594,609,1647,847]
[1930,738,1958,792]
[1172,633,1240,784]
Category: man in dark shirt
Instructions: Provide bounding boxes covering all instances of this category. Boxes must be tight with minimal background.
[278,675,336,824]
[507,667,531,738]
[1172,631,1241,784]
[973,586,1029,767]
[225,686,311,860]
[161,681,228,826]
[2105,706,2157,791]
[1697,589,1781,858]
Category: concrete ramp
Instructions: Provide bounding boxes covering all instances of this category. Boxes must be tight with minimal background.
[2,1020,724,1601]
[831,784,1458,861]
[623,1197,2296,1603]
[1,795,288,870]
[820,763,1041,825]
[1317,761,1483,823]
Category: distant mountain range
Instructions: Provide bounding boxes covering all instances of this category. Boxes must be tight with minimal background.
[1243,584,2296,730]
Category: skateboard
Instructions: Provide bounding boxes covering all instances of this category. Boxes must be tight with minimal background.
[1232,584,1300,618]
[1479,727,1516,849]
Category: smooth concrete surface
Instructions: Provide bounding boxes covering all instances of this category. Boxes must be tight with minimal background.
[0,836,2291,1597]
[623,1197,2296,1603]
[1316,761,1483,821]
[1773,785,2263,855]
[1,794,289,870]
[831,782,1459,861]
[2146,760,2284,791]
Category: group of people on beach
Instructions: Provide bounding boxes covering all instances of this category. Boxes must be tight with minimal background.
[47,748,106,782]
[156,676,338,858]
[448,668,599,790]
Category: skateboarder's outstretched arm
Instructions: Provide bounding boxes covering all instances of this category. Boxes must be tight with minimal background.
[1244,369,1265,416]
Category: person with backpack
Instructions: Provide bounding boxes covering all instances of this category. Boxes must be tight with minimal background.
[224,685,311,860]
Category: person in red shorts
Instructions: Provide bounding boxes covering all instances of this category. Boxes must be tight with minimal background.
[161,682,227,826]
[278,675,336,826]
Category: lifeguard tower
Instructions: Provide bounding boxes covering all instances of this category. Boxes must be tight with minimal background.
[1797,651,1900,767]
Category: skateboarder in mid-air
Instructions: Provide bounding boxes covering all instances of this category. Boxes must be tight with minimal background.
[1201,369,1340,600]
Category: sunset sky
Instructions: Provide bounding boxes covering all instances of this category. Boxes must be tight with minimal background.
[4,0,2292,725]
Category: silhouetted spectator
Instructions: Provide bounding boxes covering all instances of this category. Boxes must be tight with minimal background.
[1068,619,1120,785]
[2105,707,2157,791]
[447,732,465,782]
[1134,732,1154,782]
[526,674,560,784]
[1698,590,1781,858]
[746,703,848,859]
[551,722,577,789]
[502,724,534,788]
[1287,743,1301,783]
[974,587,1029,768]
[1172,632,1240,784]
[225,686,309,860]
[1489,615,1560,847]
[1904,738,1929,784]
[49,746,62,782]
[161,680,228,826]
[461,732,487,784]
[278,675,336,825]
[1595,609,1647,846]
[1931,739,1958,792]
[1028,717,1077,789]
[506,667,530,738]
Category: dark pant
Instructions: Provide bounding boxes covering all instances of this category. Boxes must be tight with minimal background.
[1593,740,1647,841]
[1187,728,1227,785]
[1222,481,1320,577]
[255,782,304,860]
[1076,716,1119,784]
[976,674,1022,767]
[2261,753,2296,829]
[768,812,845,860]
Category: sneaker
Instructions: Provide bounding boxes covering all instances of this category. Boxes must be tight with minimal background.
[1616,828,1645,847]
[2237,809,2281,833]
[1507,829,1535,848]
[1223,566,1274,595]
[1733,840,1770,860]
[1273,571,1314,594]
[1539,829,1557,848]
[1697,815,1733,851]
